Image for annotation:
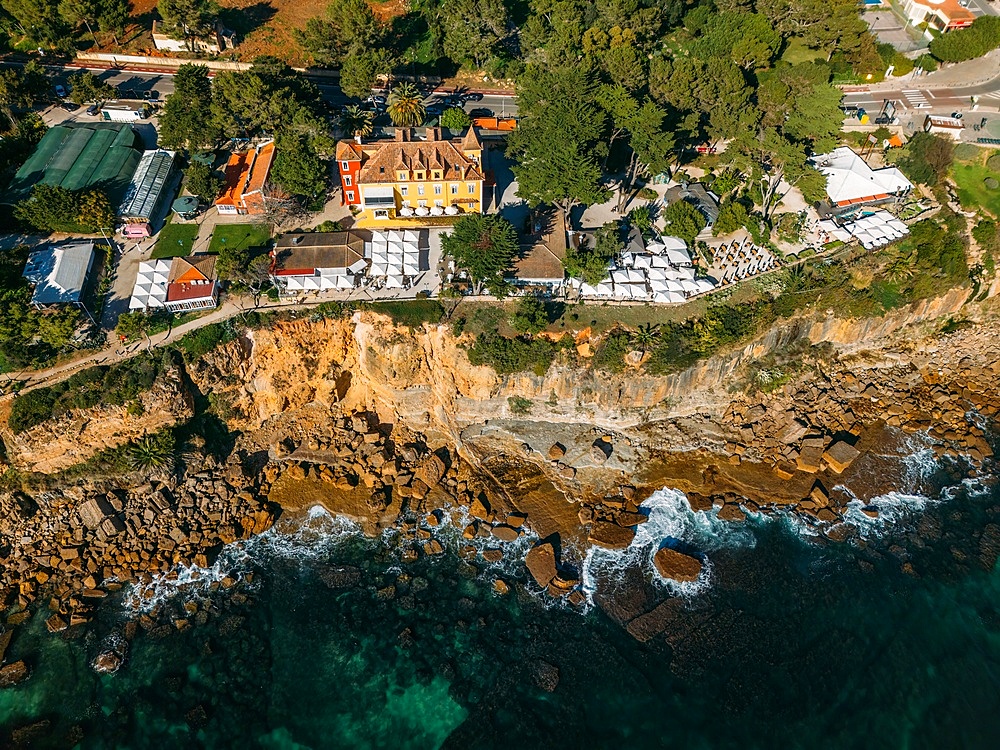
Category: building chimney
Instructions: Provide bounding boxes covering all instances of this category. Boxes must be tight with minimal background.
[395,128,410,142]
[427,127,440,142]
[355,134,362,145]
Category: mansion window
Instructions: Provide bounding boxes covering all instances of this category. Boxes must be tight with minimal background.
[400,186,408,196]
[344,176,352,186]
[341,161,349,170]
[418,185,425,195]
[398,171,407,180]
[450,184,458,195]
[346,190,355,201]
[467,183,476,194]
[434,185,443,195]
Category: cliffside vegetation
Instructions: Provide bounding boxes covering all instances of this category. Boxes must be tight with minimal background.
[7,351,169,433]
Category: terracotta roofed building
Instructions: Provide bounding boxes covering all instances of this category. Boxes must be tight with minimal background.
[215,141,281,215]
[337,127,485,224]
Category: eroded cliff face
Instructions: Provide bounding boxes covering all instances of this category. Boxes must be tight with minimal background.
[190,286,981,444]
[0,362,194,474]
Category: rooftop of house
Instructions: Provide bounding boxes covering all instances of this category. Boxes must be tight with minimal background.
[272,231,368,274]
[22,241,96,305]
[811,147,913,205]
[337,128,485,184]
[906,0,975,23]
[216,141,276,207]
[513,210,567,282]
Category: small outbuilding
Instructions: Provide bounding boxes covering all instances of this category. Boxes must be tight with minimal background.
[22,241,98,312]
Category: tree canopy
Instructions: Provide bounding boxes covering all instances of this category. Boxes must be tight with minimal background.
[442,214,518,295]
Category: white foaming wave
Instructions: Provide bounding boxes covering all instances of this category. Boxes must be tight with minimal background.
[423,504,541,581]
[580,488,757,605]
[122,505,366,613]
[841,491,936,539]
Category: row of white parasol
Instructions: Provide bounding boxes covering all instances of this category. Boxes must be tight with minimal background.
[571,234,717,303]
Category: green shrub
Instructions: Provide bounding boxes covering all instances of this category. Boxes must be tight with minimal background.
[510,297,548,334]
[7,353,167,433]
[468,332,555,375]
[593,330,631,373]
[175,322,235,361]
[507,396,532,415]
[368,300,445,328]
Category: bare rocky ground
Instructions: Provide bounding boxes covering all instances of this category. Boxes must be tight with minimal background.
[0,305,999,677]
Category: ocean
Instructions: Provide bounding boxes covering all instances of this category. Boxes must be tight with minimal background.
[2,449,1000,749]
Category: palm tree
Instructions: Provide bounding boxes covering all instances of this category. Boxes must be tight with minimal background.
[340,105,374,139]
[127,432,176,473]
[631,323,660,353]
[388,82,425,128]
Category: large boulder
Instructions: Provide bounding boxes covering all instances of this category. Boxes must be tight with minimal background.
[0,661,29,688]
[525,542,558,587]
[823,441,861,473]
[588,521,635,549]
[653,547,702,582]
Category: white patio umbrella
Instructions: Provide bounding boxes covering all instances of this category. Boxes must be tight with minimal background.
[349,258,368,274]
[445,205,459,215]
[335,275,354,289]
[660,236,688,251]
[403,262,420,275]
[430,206,444,216]
[370,264,389,276]
[679,279,700,293]
[611,270,630,284]
[415,207,429,216]
[645,241,665,253]
[385,276,405,288]
[579,282,598,296]
[646,268,667,281]
[649,279,671,293]
[633,254,652,269]
[665,280,686,293]
[399,207,415,217]
[403,230,419,242]
[625,269,645,283]
[595,282,615,296]
[650,255,671,268]
[666,291,686,303]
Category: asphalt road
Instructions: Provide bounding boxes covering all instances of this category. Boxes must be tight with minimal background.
[2,60,518,119]
[842,74,1000,117]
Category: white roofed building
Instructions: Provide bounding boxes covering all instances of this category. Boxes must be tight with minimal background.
[810,147,913,211]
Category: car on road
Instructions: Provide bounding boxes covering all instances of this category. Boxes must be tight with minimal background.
[468,107,494,118]
[54,84,67,98]
[462,92,484,102]
[952,112,964,119]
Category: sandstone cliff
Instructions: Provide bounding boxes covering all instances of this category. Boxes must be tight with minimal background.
[0,361,194,474]
[189,285,980,442]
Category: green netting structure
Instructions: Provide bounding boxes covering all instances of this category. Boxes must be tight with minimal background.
[5,123,144,206]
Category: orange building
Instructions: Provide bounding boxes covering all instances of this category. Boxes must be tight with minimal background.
[336,127,484,223]
[215,141,279,215]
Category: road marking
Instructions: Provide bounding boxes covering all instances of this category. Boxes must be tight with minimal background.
[903,90,930,109]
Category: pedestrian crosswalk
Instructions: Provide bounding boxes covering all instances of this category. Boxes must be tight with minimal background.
[977,91,1000,102]
[903,90,931,109]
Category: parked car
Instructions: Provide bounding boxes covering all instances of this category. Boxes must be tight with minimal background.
[86,104,100,116]
[468,108,494,118]
[54,84,67,98]
[952,111,964,119]
[60,102,79,112]
[367,94,387,109]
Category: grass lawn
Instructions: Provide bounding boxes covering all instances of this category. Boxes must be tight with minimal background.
[152,223,199,258]
[950,147,1000,217]
[207,223,272,255]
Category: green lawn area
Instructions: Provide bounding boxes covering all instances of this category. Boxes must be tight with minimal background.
[950,147,1000,217]
[207,223,272,255]
[152,223,199,258]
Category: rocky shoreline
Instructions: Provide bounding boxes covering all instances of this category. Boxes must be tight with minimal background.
[0,300,999,681]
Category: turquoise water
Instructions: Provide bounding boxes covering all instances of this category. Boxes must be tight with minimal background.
[2,469,1000,748]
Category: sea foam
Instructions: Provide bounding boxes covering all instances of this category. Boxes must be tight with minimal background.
[580,488,757,604]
